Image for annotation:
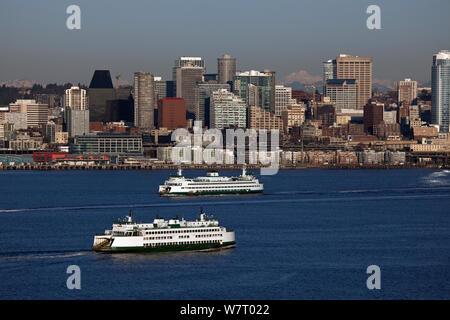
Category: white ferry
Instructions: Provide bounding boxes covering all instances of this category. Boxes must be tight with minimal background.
[158,168,264,196]
[93,209,236,253]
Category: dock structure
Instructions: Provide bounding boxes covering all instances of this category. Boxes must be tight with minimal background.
[0,163,447,171]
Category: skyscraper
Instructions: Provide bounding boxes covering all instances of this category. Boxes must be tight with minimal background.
[64,86,87,110]
[154,77,167,101]
[66,108,90,138]
[218,54,236,84]
[134,72,156,130]
[175,64,204,117]
[172,57,205,81]
[397,78,418,105]
[325,79,358,112]
[210,89,246,129]
[333,54,373,109]
[88,70,131,122]
[275,85,296,116]
[323,59,334,94]
[64,86,89,137]
[195,83,230,127]
[431,50,450,133]
[233,70,275,112]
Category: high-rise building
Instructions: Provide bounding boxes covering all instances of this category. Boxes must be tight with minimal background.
[133,72,155,130]
[363,104,383,134]
[275,85,296,117]
[397,78,418,105]
[233,70,275,112]
[218,54,236,84]
[195,83,230,127]
[9,99,48,128]
[158,98,186,130]
[66,108,90,138]
[281,103,306,135]
[174,64,204,117]
[154,77,167,101]
[324,79,358,112]
[210,89,246,129]
[64,86,87,110]
[431,50,450,133]
[88,70,131,122]
[173,57,205,81]
[333,54,373,109]
[323,60,334,93]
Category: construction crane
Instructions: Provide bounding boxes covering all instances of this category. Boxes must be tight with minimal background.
[304,83,318,119]
[115,73,120,88]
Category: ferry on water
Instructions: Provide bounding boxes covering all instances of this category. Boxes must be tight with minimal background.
[158,167,264,196]
[93,209,236,253]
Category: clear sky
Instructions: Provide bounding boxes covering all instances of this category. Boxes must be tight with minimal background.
[0,0,449,86]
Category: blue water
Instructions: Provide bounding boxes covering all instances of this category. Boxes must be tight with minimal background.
[0,169,449,299]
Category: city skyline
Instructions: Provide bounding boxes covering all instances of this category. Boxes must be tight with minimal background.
[1,0,449,86]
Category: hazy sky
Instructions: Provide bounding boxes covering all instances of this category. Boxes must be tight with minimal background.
[0,0,449,86]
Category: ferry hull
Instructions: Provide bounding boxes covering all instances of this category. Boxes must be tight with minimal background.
[93,241,236,253]
[159,189,263,197]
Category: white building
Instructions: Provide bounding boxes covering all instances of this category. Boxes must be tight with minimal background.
[275,85,296,116]
[9,99,48,128]
[64,86,87,110]
[432,50,450,133]
[210,89,246,129]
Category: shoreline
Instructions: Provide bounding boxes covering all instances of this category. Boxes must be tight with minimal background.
[0,164,448,171]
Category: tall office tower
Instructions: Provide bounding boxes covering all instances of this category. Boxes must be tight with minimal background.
[218,54,236,84]
[88,70,131,122]
[154,77,167,101]
[210,89,246,129]
[323,59,334,93]
[333,54,372,109]
[66,108,90,138]
[175,64,204,117]
[173,57,205,81]
[64,86,87,110]
[397,78,418,105]
[195,83,230,127]
[275,85,296,116]
[363,104,384,134]
[9,99,48,128]
[133,72,155,130]
[233,70,275,112]
[264,69,276,113]
[158,98,186,130]
[431,50,450,133]
[324,79,358,112]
